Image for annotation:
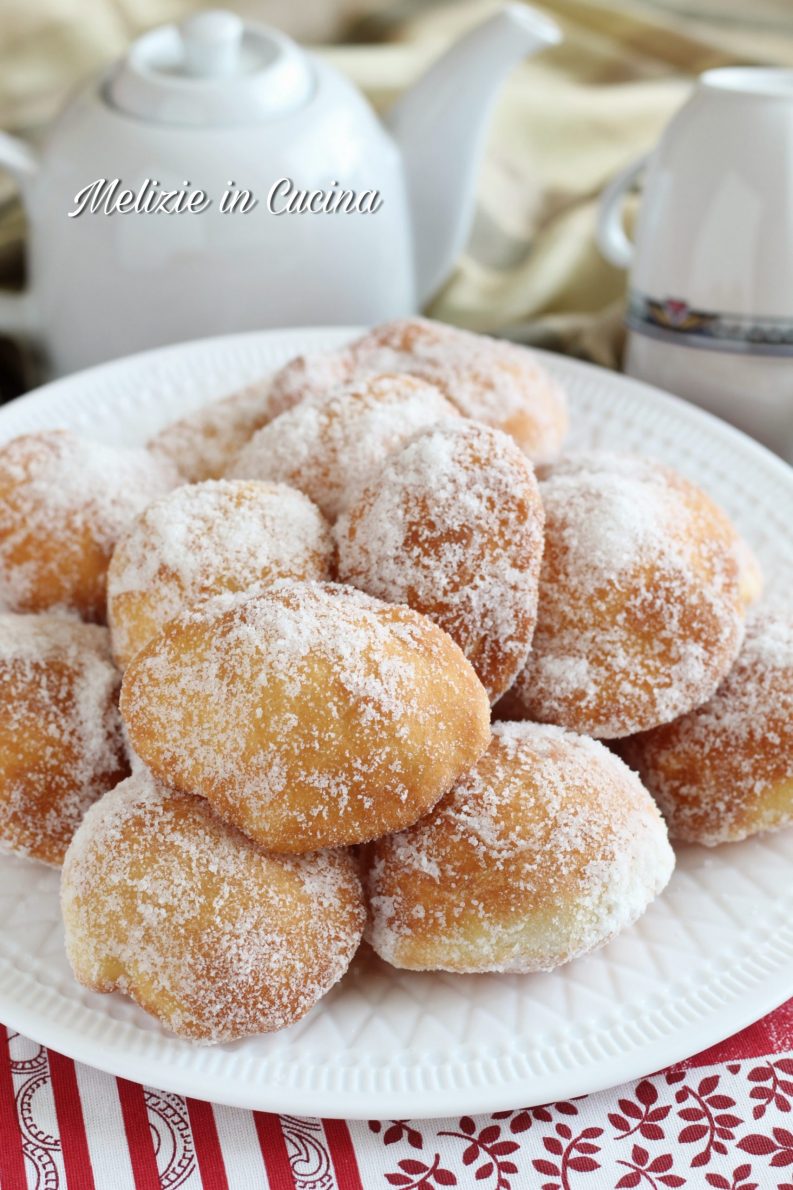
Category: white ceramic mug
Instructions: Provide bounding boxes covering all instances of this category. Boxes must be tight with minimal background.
[598,67,793,457]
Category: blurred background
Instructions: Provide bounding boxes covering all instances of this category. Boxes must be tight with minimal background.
[1,0,792,398]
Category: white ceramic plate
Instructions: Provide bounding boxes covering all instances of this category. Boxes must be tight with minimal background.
[1,328,792,1120]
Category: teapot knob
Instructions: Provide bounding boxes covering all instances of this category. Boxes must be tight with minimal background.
[180,10,244,78]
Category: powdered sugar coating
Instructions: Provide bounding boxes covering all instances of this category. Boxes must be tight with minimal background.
[61,769,365,1042]
[364,720,674,973]
[120,581,491,852]
[336,420,545,703]
[499,452,746,737]
[620,610,793,846]
[107,479,332,668]
[229,374,459,521]
[0,430,178,621]
[149,376,287,483]
[269,317,568,463]
[0,613,128,865]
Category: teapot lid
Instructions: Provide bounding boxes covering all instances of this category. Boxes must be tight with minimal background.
[107,9,313,126]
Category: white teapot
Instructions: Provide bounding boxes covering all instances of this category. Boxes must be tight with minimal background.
[0,5,560,376]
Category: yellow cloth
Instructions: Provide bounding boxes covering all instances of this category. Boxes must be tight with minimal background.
[1,0,792,393]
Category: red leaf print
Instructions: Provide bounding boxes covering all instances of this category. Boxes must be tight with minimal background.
[384,1125,403,1145]
[632,1145,649,1165]
[567,1157,600,1173]
[648,1154,674,1173]
[399,1160,427,1175]
[533,1159,561,1176]
[385,1176,411,1187]
[543,1137,564,1156]
[478,1125,500,1145]
[500,1163,518,1175]
[475,1163,493,1180]
[678,1108,706,1121]
[434,1170,456,1186]
[778,1061,793,1075]
[556,1102,579,1116]
[636,1081,658,1106]
[704,1176,729,1189]
[462,1144,478,1166]
[714,1114,742,1128]
[666,1071,686,1084]
[490,1141,519,1156]
[738,1135,777,1155]
[774,1128,793,1146]
[658,1178,685,1188]
[647,1107,672,1122]
[707,1097,735,1110]
[510,1112,532,1133]
[699,1077,720,1096]
[557,1124,572,1140]
[459,1117,475,1136]
[576,1142,600,1154]
[678,1124,708,1143]
[748,1067,773,1081]
[615,1175,641,1189]
[640,1124,665,1141]
[609,1114,630,1132]
[691,1151,711,1168]
[581,1127,603,1139]
[619,1099,644,1119]
[771,1152,793,1167]
[734,1165,751,1180]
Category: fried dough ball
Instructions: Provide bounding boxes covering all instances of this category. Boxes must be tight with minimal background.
[497,452,747,738]
[269,317,568,463]
[148,376,288,483]
[619,611,793,846]
[121,581,491,852]
[0,614,128,865]
[736,535,764,608]
[364,721,674,973]
[336,420,544,703]
[107,479,332,668]
[0,430,177,621]
[61,769,365,1042]
[229,374,458,521]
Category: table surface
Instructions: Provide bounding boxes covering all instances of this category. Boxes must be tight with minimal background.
[2,1002,793,1190]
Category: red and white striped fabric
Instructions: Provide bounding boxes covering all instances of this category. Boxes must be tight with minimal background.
[3,1003,793,1189]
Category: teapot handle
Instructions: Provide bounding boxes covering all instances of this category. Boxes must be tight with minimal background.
[0,132,39,335]
[596,153,648,270]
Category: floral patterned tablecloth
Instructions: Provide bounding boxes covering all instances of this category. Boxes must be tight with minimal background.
[3,1001,793,1189]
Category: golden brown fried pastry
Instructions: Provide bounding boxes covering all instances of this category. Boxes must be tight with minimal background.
[364,720,674,973]
[107,479,332,668]
[336,420,544,703]
[498,452,747,737]
[619,610,793,846]
[0,430,177,621]
[61,769,365,1042]
[148,376,288,483]
[229,373,458,521]
[269,317,568,463]
[120,581,491,852]
[0,614,128,865]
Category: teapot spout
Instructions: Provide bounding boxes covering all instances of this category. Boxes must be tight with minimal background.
[387,4,561,305]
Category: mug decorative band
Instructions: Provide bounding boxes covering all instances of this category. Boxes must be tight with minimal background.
[626,289,793,357]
